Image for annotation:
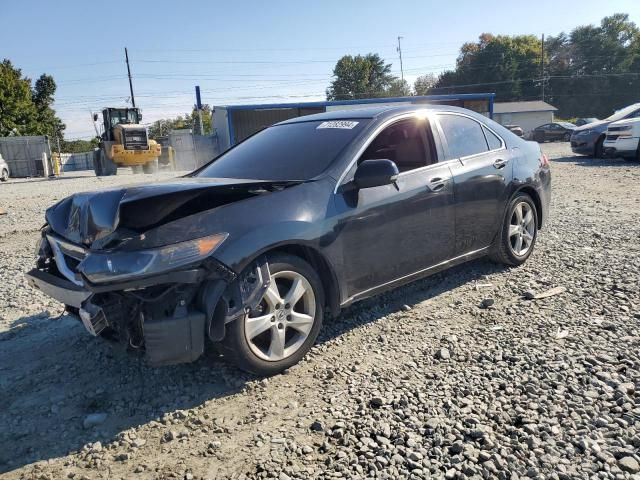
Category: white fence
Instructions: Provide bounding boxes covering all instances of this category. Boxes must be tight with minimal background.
[0,136,51,177]
[60,152,93,172]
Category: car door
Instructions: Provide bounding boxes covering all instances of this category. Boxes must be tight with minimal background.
[435,113,513,256]
[550,123,565,140]
[333,115,456,297]
[534,124,548,142]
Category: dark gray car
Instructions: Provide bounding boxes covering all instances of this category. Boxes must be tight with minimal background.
[26,105,551,375]
[571,103,640,157]
[0,153,9,182]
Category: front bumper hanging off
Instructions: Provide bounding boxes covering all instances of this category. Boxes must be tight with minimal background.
[26,250,271,367]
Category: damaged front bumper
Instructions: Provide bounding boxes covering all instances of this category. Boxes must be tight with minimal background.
[27,232,271,367]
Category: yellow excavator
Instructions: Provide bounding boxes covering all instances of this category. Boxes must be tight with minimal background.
[93,107,161,176]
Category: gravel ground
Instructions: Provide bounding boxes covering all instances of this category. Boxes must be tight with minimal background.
[0,145,639,480]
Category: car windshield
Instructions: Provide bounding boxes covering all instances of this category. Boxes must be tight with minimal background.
[606,104,640,122]
[197,119,368,181]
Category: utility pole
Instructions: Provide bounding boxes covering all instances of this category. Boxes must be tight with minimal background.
[195,86,204,135]
[125,47,136,108]
[397,36,404,83]
[540,34,545,102]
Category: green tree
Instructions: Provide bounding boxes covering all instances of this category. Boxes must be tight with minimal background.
[148,105,212,139]
[0,60,65,138]
[427,14,640,118]
[32,74,65,138]
[326,54,396,100]
[0,60,37,136]
[386,78,412,97]
[545,14,640,117]
[433,33,542,101]
[414,73,437,95]
[60,138,99,153]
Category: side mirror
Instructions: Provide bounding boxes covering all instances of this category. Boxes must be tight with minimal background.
[354,159,399,189]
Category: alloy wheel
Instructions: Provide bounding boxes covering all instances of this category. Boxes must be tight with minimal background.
[508,202,535,256]
[244,270,316,362]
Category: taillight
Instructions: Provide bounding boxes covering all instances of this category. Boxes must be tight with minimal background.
[541,153,550,167]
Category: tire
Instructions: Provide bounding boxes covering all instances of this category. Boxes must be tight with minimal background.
[93,150,103,176]
[0,168,8,182]
[219,253,325,376]
[94,150,117,176]
[142,158,159,174]
[594,136,605,159]
[563,132,571,142]
[489,192,538,266]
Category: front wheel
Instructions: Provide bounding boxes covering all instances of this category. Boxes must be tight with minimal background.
[0,168,8,182]
[489,193,538,266]
[219,253,324,376]
[594,136,605,159]
[563,132,571,142]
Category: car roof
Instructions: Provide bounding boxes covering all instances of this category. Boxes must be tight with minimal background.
[276,104,477,125]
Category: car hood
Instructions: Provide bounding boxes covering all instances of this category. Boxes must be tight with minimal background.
[608,118,639,128]
[45,177,301,248]
[573,119,610,132]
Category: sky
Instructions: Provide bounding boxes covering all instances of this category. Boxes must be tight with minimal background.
[2,0,639,140]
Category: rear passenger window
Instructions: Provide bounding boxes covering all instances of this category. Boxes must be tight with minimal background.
[438,114,488,159]
[484,127,503,150]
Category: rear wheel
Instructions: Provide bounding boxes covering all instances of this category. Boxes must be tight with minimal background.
[489,192,538,266]
[0,168,8,182]
[142,158,159,174]
[563,132,571,142]
[219,253,324,376]
[594,136,605,159]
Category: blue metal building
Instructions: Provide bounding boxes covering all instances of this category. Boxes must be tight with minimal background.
[212,93,495,152]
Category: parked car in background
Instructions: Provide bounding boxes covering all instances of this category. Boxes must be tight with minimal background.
[575,117,598,127]
[571,103,640,158]
[0,153,10,182]
[504,125,524,137]
[26,105,551,375]
[532,122,577,142]
[603,117,640,161]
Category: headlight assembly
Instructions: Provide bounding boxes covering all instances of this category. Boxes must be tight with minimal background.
[78,233,227,283]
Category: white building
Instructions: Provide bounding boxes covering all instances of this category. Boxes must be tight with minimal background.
[493,101,558,136]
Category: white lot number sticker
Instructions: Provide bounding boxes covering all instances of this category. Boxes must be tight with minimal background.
[317,121,359,130]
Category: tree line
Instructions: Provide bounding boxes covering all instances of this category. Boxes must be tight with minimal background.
[0,60,64,139]
[326,13,640,118]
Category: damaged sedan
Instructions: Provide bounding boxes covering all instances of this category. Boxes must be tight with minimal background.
[27,105,551,375]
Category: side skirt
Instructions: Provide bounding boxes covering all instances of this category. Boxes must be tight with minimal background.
[340,246,490,308]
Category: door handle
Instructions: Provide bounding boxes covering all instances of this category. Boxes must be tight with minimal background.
[428,177,446,192]
[493,158,509,169]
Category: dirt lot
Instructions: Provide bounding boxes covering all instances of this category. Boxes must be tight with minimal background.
[1,145,639,480]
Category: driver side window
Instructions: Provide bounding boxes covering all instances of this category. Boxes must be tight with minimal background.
[359,118,436,173]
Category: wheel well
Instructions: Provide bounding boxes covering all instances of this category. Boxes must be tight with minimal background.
[516,186,543,229]
[263,244,340,318]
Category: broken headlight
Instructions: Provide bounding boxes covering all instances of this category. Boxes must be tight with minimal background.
[78,233,228,283]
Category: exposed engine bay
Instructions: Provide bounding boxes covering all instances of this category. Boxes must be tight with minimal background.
[25,177,294,366]
[29,231,270,366]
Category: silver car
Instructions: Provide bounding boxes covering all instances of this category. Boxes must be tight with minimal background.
[571,103,640,158]
[0,153,9,182]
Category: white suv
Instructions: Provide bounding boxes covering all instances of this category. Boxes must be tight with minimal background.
[603,118,640,161]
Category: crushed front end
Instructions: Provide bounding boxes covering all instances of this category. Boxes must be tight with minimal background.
[25,179,279,366]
